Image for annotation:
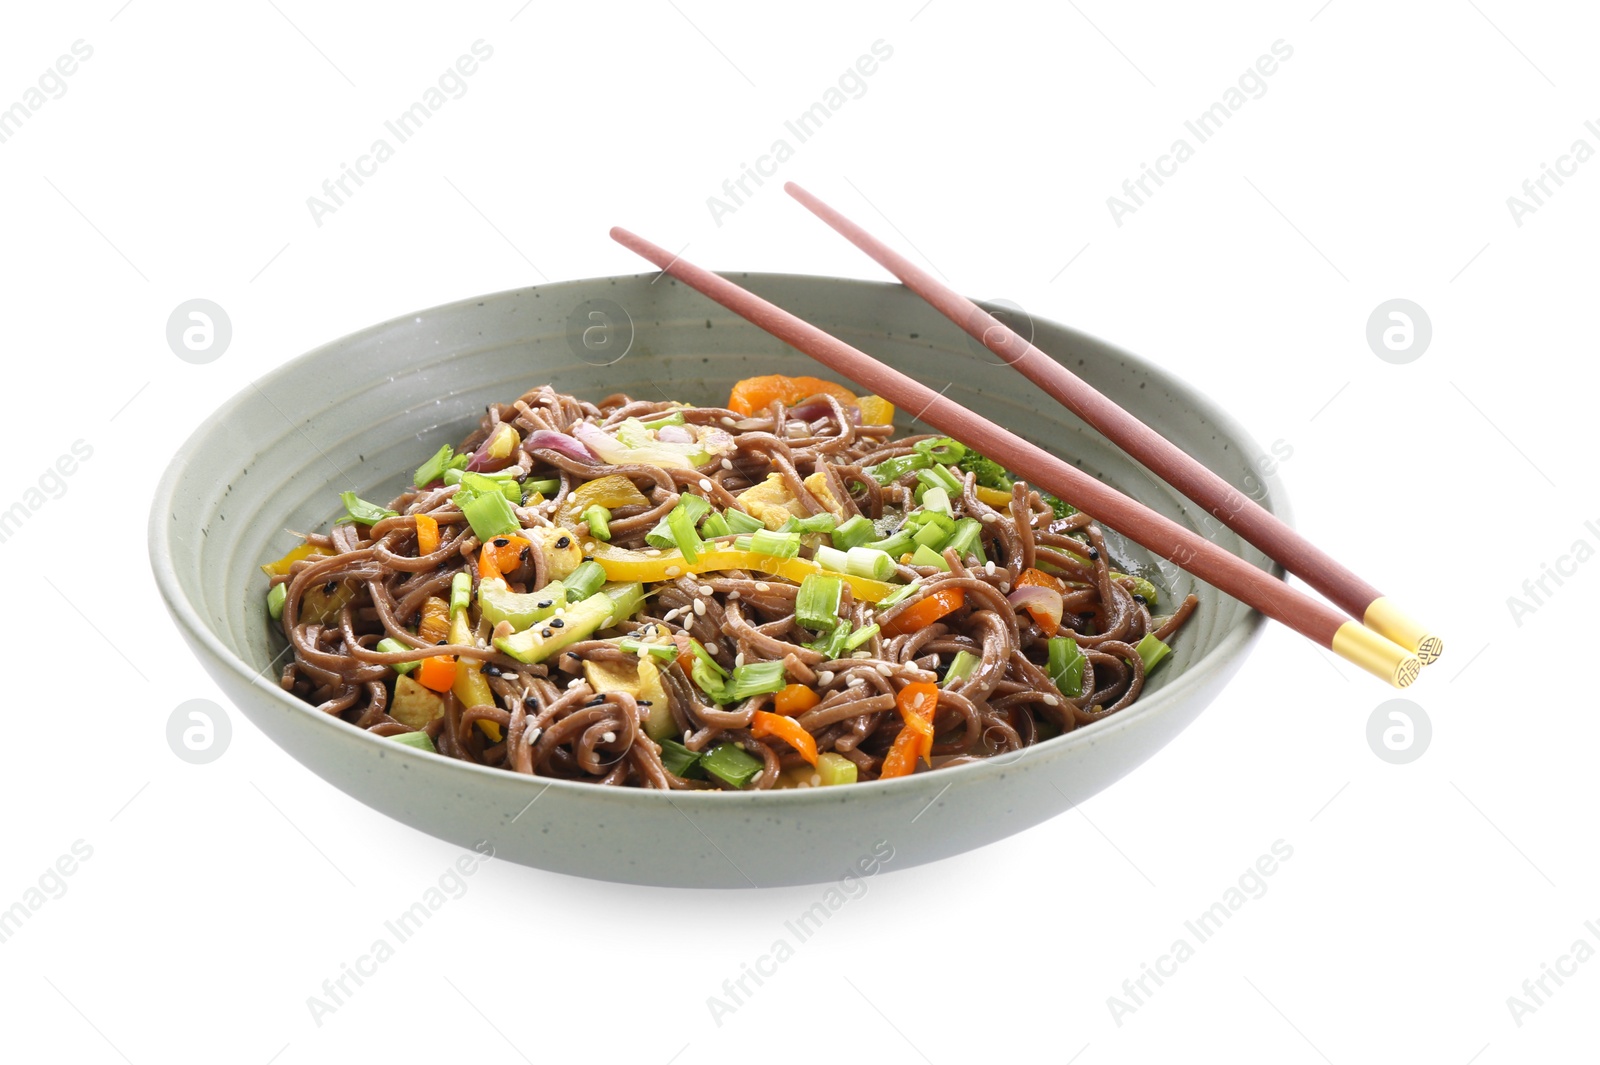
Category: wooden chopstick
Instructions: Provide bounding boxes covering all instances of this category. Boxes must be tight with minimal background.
[782,182,1443,667]
[609,226,1421,689]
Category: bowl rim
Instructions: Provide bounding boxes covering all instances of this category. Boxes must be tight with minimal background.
[148,271,1286,808]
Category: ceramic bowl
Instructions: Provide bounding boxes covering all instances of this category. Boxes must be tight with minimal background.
[149,273,1282,888]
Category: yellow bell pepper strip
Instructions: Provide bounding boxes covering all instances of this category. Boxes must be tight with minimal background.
[750,709,819,766]
[446,608,501,741]
[415,513,440,555]
[974,485,1014,508]
[586,542,898,603]
[260,541,331,576]
[417,596,452,644]
[564,473,651,516]
[856,394,896,426]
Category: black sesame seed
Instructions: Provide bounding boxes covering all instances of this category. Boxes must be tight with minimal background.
[556,535,571,549]
[586,695,607,706]
[1133,594,1148,606]
[537,600,552,609]
[323,580,338,594]
[523,696,540,710]
[493,537,509,547]
[436,639,448,646]
[484,664,502,677]
[540,629,553,639]
[1087,548,1101,561]
[550,618,565,628]
[583,555,594,563]
[636,699,652,706]
[519,547,531,563]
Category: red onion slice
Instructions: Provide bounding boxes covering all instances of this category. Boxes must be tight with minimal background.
[525,429,596,463]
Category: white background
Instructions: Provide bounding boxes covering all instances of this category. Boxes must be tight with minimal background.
[1,1,1594,1061]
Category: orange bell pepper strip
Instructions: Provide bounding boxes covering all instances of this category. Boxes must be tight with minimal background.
[416,654,457,693]
[880,727,921,779]
[727,374,857,416]
[478,534,531,581]
[750,710,819,766]
[415,513,440,556]
[773,683,821,716]
[879,587,965,637]
[896,681,938,760]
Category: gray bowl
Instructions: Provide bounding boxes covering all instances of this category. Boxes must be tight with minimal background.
[149,273,1282,888]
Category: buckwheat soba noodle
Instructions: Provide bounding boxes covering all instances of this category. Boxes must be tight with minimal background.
[262,376,1198,790]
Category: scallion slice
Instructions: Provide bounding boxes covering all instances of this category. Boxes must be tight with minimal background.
[911,543,950,571]
[725,660,787,700]
[582,504,612,542]
[868,453,930,485]
[845,546,895,581]
[658,738,702,777]
[450,570,472,614]
[564,560,607,602]
[701,743,764,788]
[377,637,419,673]
[914,437,967,464]
[830,514,876,551]
[796,574,843,633]
[339,491,397,526]
[1047,636,1086,698]
[700,511,731,539]
[942,649,980,688]
[843,623,879,651]
[390,731,437,752]
[1134,632,1171,674]
[415,444,468,488]
[945,517,986,564]
[724,508,766,535]
[266,582,287,619]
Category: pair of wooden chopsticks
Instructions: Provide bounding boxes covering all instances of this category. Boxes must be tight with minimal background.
[610,186,1439,688]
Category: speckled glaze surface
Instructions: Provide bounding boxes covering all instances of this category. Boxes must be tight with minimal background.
[148,273,1285,888]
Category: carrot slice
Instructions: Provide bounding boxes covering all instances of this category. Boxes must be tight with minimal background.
[773,683,821,716]
[417,654,456,693]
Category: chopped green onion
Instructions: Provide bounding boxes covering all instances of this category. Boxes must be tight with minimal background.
[867,528,915,559]
[916,465,962,496]
[526,477,561,496]
[582,504,612,542]
[1117,572,1160,608]
[816,751,858,786]
[564,560,607,602]
[878,578,924,608]
[684,637,730,700]
[943,649,980,688]
[809,622,854,660]
[646,493,711,549]
[736,529,801,559]
[869,453,930,484]
[601,580,646,622]
[843,624,879,651]
[830,514,876,551]
[915,437,968,464]
[686,637,728,678]
[340,491,397,526]
[845,546,895,581]
[814,545,850,574]
[390,730,437,752]
[920,486,952,515]
[700,511,731,539]
[618,637,678,661]
[443,465,522,485]
[911,543,950,571]
[450,570,472,614]
[945,517,986,564]
[797,574,844,632]
[458,486,520,541]
[266,582,287,619]
[912,519,951,551]
[1134,633,1171,674]
[658,738,703,777]
[415,444,467,487]
[780,512,838,534]
[701,742,764,788]
[724,508,766,535]
[642,411,687,430]
[725,660,788,700]
[1047,636,1086,698]
[377,637,419,673]
[667,501,705,562]
[459,470,522,504]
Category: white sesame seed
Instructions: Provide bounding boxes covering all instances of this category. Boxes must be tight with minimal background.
[796,780,810,788]
[817,670,835,685]
[852,650,871,659]
[734,652,746,667]
[727,591,741,601]
[1043,694,1059,707]
[875,663,893,677]
[644,548,662,556]
[697,584,714,596]
[981,513,998,524]
[848,675,866,687]
[705,642,721,656]
[693,599,707,616]
[722,417,737,427]
[699,478,713,492]
[567,677,585,689]
[662,608,681,623]
[524,727,542,745]
[985,560,997,576]
[809,774,822,786]
[754,582,771,592]
[601,731,616,743]
[664,565,682,577]
[721,459,733,471]
[998,583,1010,593]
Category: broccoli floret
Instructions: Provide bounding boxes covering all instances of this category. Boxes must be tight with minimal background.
[1043,494,1077,520]
[958,451,1013,492]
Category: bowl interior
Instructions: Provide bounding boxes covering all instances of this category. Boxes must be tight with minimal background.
[152,273,1280,887]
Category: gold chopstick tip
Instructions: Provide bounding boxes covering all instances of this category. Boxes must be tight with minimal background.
[1332,621,1422,688]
